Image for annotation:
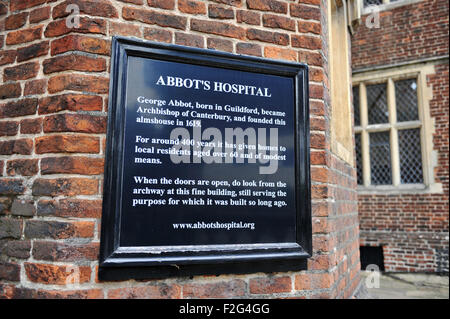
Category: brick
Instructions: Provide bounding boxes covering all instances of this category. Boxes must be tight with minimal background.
[207,38,233,52]
[175,32,204,48]
[291,35,322,50]
[298,21,321,35]
[312,202,331,217]
[44,17,107,37]
[236,10,260,25]
[0,262,20,281]
[24,79,47,96]
[247,0,287,14]
[109,21,142,37]
[5,12,28,30]
[299,0,321,4]
[47,74,109,94]
[0,240,31,259]
[17,41,50,62]
[51,35,110,56]
[0,286,103,299]
[294,273,311,290]
[10,0,47,11]
[11,199,35,217]
[24,263,91,285]
[191,19,246,39]
[249,276,292,294]
[209,4,234,19]
[36,288,103,299]
[32,178,98,196]
[41,156,104,175]
[7,159,39,176]
[178,0,207,15]
[143,27,172,43]
[35,135,100,154]
[0,83,21,100]
[20,118,42,134]
[290,3,321,20]
[39,94,103,114]
[0,50,16,66]
[0,3,7,16]
[264,46,297,61]
[24,220,95,239]
[309,84,324,99]
[312,272,334,289]
[123,6,187,30]
[43,54,106,74]
[3,62,39,81]
[148,0,175,10]
[236,42,262,56]
[263,14,296,31]
[37,199,102,218]
[311,185,329,199]
[211,0,242,6]
[0,121,18,136]
[118,0,143,4]
[0,218,22,239]
[298,51,323,66]
[309,68,324,83]
[29,6,51,24]
[107,285,181,299]
[6,26,43,45]
[0,198,12,215]
[247,28,289,45]
[311,150,327,165]
[53,0,118,19]
[43,114,106,134]
[310,116,326,132]
[32,241,99,262]
[0,139,33,155]
[0,98,38,119]
[183,280,246,298]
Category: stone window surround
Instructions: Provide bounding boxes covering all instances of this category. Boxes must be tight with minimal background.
[352,61,443,195]
[361,0,423,15]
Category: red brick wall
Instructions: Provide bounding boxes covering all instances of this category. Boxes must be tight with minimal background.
[352,0,449,272]
[352,0,449,70]
[0,0,361,298]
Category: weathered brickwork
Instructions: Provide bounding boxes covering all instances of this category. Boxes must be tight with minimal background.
[0,0,360,298]
[352,0,449,70]
[352,0,449,272]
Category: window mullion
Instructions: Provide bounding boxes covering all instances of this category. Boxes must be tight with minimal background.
[360,83,371,186]
[388,78,400,186]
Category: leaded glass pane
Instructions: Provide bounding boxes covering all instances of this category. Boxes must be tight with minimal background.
[364,0,383,7]
[355,133,363,185]
[367,83,389,124]
[398,129,423,184]
[353,86,360,126]
[370,131,392,185]
[395,79,419,122]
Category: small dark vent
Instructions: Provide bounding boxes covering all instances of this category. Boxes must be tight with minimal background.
[360,246,385,271]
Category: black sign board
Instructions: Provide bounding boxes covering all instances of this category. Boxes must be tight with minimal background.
[99,37,311,280]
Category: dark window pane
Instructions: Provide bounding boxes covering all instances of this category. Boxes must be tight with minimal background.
[353,86,360,126]
[364,0,383,7]
[395,79,419,122]
[370,131,392,185]
[355,133,363,185]
[399,129,423,184]
[367,83,389,124]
